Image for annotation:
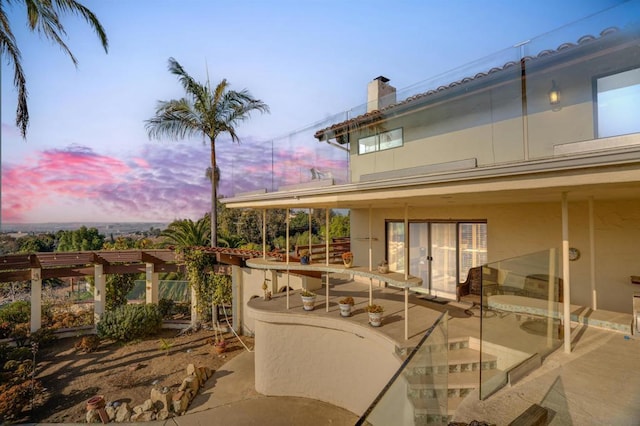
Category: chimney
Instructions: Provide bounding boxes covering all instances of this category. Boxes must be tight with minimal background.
[367,76,396,113]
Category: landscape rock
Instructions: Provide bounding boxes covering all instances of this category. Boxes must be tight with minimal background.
[141,398,154,412]
[105,405,116,421]
[204,366,213,379]
[180,376,199,395]
[133,404,144,415]
[85,409,100,423]
[130,411,156,422]
[186,363,196,376]
[198,366,208,381]
[172,390,190,414]
[115,403,132,423]
[151,387,172,412]
[157,410,171,420]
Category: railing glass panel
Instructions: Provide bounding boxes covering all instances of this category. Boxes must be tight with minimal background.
[357,312,448,426]
[479,249,563,399]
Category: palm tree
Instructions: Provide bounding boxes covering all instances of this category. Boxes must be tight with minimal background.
[161,216,211,248]
[146,57,269,247]
[0,0,108,137]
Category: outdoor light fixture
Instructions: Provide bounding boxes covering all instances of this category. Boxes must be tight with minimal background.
[548,80,561,106]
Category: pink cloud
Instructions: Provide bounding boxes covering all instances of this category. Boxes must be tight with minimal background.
[1,137,348,224]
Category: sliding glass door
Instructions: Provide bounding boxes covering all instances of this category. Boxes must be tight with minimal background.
[386,220,487,300]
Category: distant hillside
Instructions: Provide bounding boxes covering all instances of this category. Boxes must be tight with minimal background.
[1,222,169,236]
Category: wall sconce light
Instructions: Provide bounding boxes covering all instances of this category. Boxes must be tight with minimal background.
[548,80,561,106]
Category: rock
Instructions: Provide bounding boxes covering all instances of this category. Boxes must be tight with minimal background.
[198,366,208,381]
[180,376,199,395]
[141,398,153,412]
[115,403,132,423]
[131,411,156,422]
[157,410,171,420]
[204,366,213,379]
[105,406,116,421]
[86,409,100,423]
[150,387,172,412]
[133,404,144,415]
[186,363,196,376]
[172,390,190,414]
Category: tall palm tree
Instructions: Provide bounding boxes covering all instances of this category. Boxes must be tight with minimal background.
[0,0,108,137]
[146,57,269,247]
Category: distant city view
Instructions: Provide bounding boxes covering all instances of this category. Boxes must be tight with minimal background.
[1,222,168,237]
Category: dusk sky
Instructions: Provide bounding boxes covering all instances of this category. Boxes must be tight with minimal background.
[0,0,630,224]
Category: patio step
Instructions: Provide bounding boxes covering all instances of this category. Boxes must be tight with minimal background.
[405,336,500,422]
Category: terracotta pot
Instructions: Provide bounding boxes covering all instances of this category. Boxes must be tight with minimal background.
[343,259,353,268]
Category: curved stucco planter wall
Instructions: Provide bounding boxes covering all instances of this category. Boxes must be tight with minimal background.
[249,304,402,416]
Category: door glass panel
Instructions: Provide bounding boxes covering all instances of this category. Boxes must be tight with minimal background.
[431,223,457,298]
[386,222,405,272]
[409,222,430,292]
[459,223,488,282]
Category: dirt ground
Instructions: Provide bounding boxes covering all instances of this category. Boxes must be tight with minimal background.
[23,328,253,424]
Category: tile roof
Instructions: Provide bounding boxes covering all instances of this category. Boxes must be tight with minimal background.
[314,27,621,142]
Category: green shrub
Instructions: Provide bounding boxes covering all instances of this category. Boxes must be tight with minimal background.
[158,298,174,318]
[0,301,30,325]
[96,304,162,342]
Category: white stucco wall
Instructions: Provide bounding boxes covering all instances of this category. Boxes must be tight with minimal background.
[249,306,401,416]
[351,198,640,314]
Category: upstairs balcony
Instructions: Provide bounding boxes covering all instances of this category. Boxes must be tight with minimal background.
[225,1,640,201]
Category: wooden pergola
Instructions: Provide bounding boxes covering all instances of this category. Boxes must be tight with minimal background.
[0,248,273,333]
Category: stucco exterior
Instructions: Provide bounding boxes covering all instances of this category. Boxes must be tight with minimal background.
[249,304,400,415]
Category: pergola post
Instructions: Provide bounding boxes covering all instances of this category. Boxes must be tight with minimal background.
[145,263,159,305]
[231,265,242,334]
[30,268,42,332]
[94,264,105,326]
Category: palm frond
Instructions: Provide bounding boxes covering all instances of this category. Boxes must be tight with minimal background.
[0,2,28,137]
[52,0,108,52]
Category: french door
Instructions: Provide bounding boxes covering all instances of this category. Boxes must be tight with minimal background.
[386,221,487,299]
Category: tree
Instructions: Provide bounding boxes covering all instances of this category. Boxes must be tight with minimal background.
[146,58,269,247]
[161,216,210,248]
[1,0,108,137]
[56,226,104,251]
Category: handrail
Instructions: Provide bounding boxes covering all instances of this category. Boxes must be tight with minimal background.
[245,257,422,289]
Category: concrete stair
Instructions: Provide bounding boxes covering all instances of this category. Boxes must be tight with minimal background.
[403,336,502,423]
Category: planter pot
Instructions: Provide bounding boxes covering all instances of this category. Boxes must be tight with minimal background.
[378,264,389,274]
[300,256,310,265]
[368,312,383,327]
[338,303,353,317]
[213,344,226,355]
[343,259,353,268]
[301,295,316,311]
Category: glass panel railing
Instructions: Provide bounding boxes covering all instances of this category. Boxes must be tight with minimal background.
[226,1,640,198]
[479,249,563,399]
[357,312,448,426]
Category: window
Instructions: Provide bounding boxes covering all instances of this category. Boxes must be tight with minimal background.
[358,128,403,154]
[596,68,640,138]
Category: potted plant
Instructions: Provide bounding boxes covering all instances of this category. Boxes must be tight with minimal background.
[341,252,354,268]
[338,296,355,317]
[300,289,316,311]
[377,260,389,274]
[365,304,384,327]
[299,249,310,265]
[207,327,227,354]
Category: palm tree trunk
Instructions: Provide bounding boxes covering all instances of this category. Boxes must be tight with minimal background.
[210,138,218,247]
